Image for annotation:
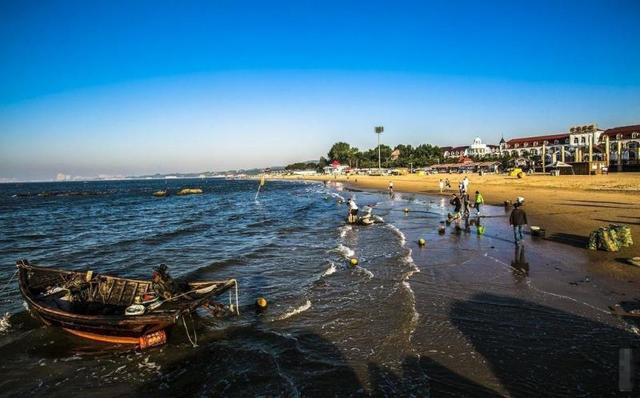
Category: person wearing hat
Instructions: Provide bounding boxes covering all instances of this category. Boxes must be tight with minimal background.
[509,198,528,245]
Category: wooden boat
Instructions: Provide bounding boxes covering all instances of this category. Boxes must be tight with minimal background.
[16,259,238,348]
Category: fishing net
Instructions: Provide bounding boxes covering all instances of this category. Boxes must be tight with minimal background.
[587,224,634,252]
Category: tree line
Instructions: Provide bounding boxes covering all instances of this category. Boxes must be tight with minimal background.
[286,142,446,170]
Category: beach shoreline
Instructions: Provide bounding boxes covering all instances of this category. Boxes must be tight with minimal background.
[281,172,640,270]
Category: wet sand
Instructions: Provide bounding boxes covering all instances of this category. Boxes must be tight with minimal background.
[285,172,640,278]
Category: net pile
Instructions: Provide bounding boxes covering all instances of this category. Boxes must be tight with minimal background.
[587,224,633,251]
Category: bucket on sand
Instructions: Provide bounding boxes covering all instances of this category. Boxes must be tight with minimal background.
[530,226,545,238]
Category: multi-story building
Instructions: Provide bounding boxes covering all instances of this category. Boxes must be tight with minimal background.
[601,124,640,168]
[440,123,639,169]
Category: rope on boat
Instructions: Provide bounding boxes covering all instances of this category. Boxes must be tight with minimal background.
[182,312,198,347]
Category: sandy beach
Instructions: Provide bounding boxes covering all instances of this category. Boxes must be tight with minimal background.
[284,172,640,276]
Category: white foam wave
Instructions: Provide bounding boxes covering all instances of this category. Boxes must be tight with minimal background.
[403,248,420,274]
[138,356,162,375]
[277,300,312,320]
[356,266,374,279]
[336,244,355,259]
[402,281,420,340]
[321,262,337,277]
[0,312,10,333]
[386,223,406,246]
[339,225,352,238]
[328,192,345,202]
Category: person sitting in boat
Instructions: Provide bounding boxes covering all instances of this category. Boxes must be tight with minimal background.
[152,264,177,300]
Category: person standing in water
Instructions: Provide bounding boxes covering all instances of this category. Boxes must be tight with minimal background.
[388,181,394,194]
[347,198,359,223]
[474,190,484,216]
[461,191,470,215]
[509,198,528,245]
[450,193,462,214]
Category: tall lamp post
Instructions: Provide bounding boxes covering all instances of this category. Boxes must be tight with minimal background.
[375,126,384,173]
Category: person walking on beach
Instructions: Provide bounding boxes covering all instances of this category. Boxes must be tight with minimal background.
[509,198,528,245]
[444,178,451,190]
[462,176,469,193]
[439,179,444,193]
[474,190,484,216]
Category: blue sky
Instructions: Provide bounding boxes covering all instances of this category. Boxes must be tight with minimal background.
[1,0,639,180]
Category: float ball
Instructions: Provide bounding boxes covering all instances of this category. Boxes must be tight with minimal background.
[404,208,409,213]
[418,238,426,246]
[256,297,268,309]
[349,258,359,266]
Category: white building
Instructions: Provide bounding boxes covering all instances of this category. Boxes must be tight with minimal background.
[442,137,501,159]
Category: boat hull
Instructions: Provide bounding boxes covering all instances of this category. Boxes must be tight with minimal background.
[16,259,237,348]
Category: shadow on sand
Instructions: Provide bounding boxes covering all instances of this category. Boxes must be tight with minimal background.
[131,292,640,396]
[447,293,639,396]
[367,293,639,397]
[545,232,589,249]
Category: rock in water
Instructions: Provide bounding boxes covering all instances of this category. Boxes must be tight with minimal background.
[177,188,203,195]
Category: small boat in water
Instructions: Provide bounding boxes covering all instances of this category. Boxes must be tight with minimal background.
[16,260,238,349]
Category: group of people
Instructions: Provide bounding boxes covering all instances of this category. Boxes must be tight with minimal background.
[344,175,528,245]
[446,176,527,245]
[438,178,451,193]
[448,176,484,218]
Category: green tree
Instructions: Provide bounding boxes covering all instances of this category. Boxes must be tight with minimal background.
[327,142,354,164]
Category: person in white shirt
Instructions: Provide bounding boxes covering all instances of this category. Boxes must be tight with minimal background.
[347,198,358,222]
[462,176,469,193]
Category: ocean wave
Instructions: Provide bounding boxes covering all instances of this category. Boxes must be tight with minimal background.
[355,266,374,279]
[333,244,355,259]
[277,300,312,320]
[386,224,406,246]
[338,225,352,239]
[402,281,420,340]
[141,223,210,244]
[321,262,337,277]
[0,312,10,333]
[328,192,345,202]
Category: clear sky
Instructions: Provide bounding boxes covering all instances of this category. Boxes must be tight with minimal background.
[1,0,639,180]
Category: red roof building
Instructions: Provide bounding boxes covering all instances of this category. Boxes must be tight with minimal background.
[505,133,569,149]
[602,124,640,140]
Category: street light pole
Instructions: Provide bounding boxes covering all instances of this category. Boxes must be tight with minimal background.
[375,126,384,173]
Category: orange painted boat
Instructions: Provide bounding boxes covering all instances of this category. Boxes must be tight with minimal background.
[16,259,238,348]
